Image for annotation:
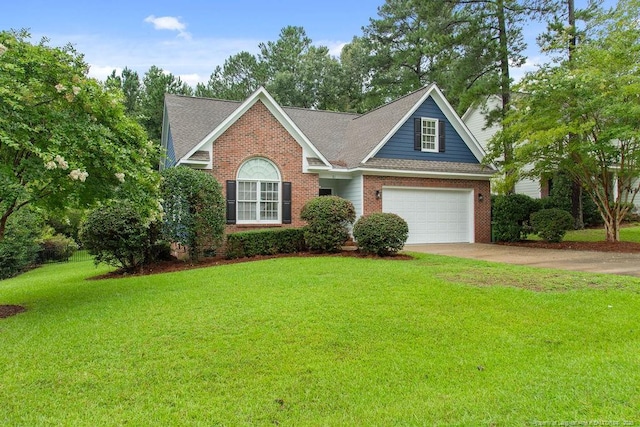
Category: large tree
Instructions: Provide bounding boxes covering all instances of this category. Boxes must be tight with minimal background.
[0,30,158,240]
[195,51,265,100]
[498,0,640,241]
[139,65,192,143]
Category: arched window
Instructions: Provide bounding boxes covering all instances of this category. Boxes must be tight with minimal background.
[236,158,281,223]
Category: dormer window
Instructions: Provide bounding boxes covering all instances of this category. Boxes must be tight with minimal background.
[414,117,446,153]
[421,118,438,152]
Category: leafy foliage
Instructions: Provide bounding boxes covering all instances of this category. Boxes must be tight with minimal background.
[491,0,640,241]
[353,213,408,256]
[38,234,78,263]
[300,196,355,253]
[0,209,44,279]
[225,228,307,259]
[531,208,575,243]
[0,30,158,242]
[492,194,540,242]
[160,167,225,261]
[539,171,602,227]
[80,202,153,271]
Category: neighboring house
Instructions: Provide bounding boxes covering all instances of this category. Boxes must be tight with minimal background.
[161,84,496,244]
[462,95,549,198]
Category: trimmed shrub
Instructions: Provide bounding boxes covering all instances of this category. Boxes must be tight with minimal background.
[492,194,541,242]
[80,202,153,271]
[38,234,78,262]
[300,196,356,253]
[160,167,225,261]
[0,209,43,279]
[353,213,408,256]
[531,208,575,243]
[226,228,306,259]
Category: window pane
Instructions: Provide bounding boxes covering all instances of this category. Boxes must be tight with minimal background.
[260,202,278,220]
[238,202,257,220]
[261,181,279,202]
[238,182,257,201]
[422,118,437,150]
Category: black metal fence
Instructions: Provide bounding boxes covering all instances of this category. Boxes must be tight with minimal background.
[38,249,93,264]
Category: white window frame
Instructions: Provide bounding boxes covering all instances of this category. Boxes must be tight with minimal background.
[236,158,281,225]
[421,117,439,153]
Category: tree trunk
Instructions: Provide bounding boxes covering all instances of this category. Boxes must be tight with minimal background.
[496,0,515,194]
[567,0,584,229]
[571,180,584,229]
[604,219,620,242]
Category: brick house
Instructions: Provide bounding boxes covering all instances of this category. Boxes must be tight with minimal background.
[161,84,496,244]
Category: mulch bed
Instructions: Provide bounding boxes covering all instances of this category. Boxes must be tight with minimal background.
[89,250,414,280]
[497,240,640,253]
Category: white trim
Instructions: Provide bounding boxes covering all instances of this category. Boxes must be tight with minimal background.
[361,84,489,165]
[310,165,493,181]
[177,87,331,170]
[420,117,439,153]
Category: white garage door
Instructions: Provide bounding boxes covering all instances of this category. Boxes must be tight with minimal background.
[382,187,473,244]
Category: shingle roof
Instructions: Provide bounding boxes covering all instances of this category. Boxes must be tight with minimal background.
[164,86,492,174]
[361,158,494,175]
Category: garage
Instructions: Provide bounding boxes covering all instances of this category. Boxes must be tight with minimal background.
[382,187,474,244]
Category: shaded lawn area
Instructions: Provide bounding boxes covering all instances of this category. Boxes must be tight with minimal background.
[530,224,640,243]
[0,254,639,425]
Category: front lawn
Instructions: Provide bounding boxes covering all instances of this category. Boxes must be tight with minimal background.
[530,224,640,243]
[1,255,639,425]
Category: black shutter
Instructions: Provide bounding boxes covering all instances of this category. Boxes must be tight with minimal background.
[414,118,422,151]
[438,120,446,152]
[226,180,236,224]
[282,182,292,224]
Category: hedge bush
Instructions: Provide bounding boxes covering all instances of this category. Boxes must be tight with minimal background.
[0,209,43,279]
[531,208,575,243]
[492,194,541,242]
[226,228,306,259]
[300,196,355,253]
[160,167,225,261]
[353,213,408,256]
[38,234,78,263]
[80,202,153,271]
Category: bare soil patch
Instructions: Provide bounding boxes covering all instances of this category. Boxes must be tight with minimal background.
[0,304,26,319]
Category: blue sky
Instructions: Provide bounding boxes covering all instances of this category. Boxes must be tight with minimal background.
[1,0,616,86]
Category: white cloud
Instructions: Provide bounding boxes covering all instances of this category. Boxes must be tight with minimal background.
[511,55,546,82]
[89,65,122,82]
[178,73,205,86]
[144,15,191,40]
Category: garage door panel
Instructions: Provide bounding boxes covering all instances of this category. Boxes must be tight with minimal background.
[382,188,472,244]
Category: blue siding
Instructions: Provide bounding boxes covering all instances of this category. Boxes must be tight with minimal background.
[164,129,177,169]
[375,97,479,163]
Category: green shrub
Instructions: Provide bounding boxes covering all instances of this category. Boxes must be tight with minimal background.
[300,196,356,253]
[0,209,43,279]
[226,228,306,259]
[80,202,153,271]
[353,213,408,256]
[531,208,575,243]
[492,194,541,242]
[160,167,225,261]
[46,209,85,244]
[540,171,602,227]
[38,234,78,262]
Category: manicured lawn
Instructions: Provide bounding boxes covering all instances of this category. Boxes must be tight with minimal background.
[531,224,640,242]
[1,255,639,425]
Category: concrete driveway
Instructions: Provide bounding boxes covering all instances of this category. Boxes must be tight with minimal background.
[404,243,640,277]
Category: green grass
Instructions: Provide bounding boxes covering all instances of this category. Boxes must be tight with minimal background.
[1,255,639,425]
[531,224,640,242]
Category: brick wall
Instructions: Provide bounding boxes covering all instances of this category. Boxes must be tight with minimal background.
[209,100,319,234]
[363,175,492,243]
